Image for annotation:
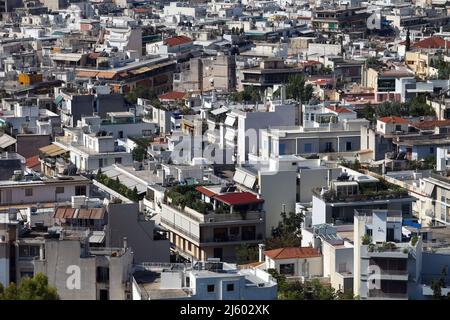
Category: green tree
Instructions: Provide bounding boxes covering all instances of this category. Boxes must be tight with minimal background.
[236,244,258,265]
[366,56,383,69]
[286,74,313,103]
[431,266,449,300]
[405,28,411,51]
[266,211,303,250]
[125,86,159,105]
[0,273,58,300]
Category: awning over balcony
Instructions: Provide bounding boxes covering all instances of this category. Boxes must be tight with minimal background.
[39,144,67,157]
[0,133,16,149]
[224,115,236,127]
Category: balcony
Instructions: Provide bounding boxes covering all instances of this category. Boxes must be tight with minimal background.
[313,186,411,204]
[160,216,200,243]
[367,290,408,300]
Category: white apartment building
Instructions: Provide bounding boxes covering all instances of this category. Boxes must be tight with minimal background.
[54,128,133,172]
[221,100,300,164]
[132,261,277,300]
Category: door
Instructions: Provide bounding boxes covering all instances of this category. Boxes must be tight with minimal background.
[213,248,223,261]
[99,289,109,300]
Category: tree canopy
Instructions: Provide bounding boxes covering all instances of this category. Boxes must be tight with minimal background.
[286,74,314,103]
[268,269,356,300]
[266,211,303,250]
[125,85,161,107]
[0,273,58,300]
[362,96,435,122]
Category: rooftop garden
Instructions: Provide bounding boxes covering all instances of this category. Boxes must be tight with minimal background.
[317,178,409,203]
[96,168,141,202]
[164,184,212,214]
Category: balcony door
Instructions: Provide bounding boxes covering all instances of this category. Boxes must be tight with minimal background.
[213,248,223,261]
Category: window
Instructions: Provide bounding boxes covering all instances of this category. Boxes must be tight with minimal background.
[115,157,122,164]
[186,276,190,287]
[75,185,86,196]
[338,263,346,273]
[98,159,103,167]
[187,242,192,251]
[227,283,235,292]
[430,147,434,154]
[207,284,215,293]
[118,131,124,139]
[325,142,333,152]
[346,141,352,151]
[25,188,33,197]
[395,125,402,132]
[19,245,40,258]
[279,263,295,276]
[304,143,312,153]
[55,187,64,194]
[96,267,109,283]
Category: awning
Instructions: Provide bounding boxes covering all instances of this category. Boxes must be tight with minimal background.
[54,95,63,105]
[211,106,229,116]
[39,144,67,157]
[422,182,435,197]
[89,231,105,244]
[224,115,236,127]
[76,70,99,78]
[0,133,16,149]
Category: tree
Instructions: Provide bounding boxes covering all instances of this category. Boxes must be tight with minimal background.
[266,211,303,250]
[405,28,411,51]
[366,56,383,69]
[268,269,349,300]
[431,266,449,300]
[125,86,159,105]
[0,273,58,300]
[286,74,313,103]
[236,244,258,265]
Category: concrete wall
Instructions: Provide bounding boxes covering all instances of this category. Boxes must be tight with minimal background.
[33,240,97,300]
[106,202,170,263]
[15,134,52,159]
[259,170,297,235]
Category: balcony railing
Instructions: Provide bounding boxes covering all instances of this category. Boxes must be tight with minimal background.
[368,290,408,299]
[160,217,200,243]
[163,203,264,224]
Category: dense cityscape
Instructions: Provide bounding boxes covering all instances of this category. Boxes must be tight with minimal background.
[0,0,449,302]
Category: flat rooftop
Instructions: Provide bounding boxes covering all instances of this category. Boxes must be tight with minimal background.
[133,270,190,300]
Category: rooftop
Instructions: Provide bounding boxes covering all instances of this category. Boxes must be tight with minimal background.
[264,247,321,260]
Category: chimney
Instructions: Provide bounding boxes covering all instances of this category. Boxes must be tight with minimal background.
[258,243,266,262]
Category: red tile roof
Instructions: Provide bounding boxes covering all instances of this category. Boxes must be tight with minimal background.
[264,247,321,260]
[411,119,450,130]
[163,35,192,47]
[412,36,450,49]
[378,116,409,124]
[158,91,188,101]
[214,192,264,206]
[195,186,217,198]
[26,155,40,169]
[327,105,353,114]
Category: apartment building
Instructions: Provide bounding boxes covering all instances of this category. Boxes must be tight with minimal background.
[54,128,133,172]
[160,184,265,262]
[354,210,411,300]
[311,169,414,226]
[0,171,90,206]
[132,260,277,300]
